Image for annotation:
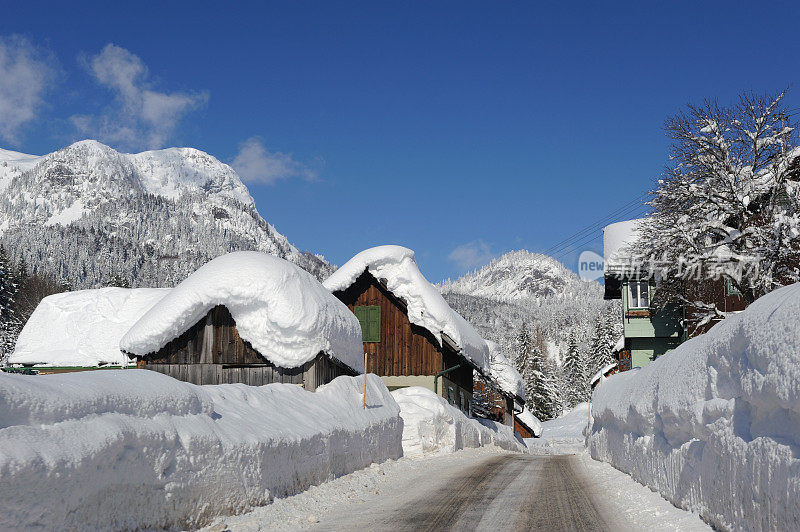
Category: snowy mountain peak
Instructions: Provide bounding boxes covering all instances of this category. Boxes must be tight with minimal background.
[0,140,332,287]
[440,249,589,302]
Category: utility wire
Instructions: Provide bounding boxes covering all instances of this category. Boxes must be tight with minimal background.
[543,193,650,257]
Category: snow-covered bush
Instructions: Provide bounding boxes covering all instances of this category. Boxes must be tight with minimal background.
[392,386,526,457]
[588,283,800,531]
[0,370,402,530]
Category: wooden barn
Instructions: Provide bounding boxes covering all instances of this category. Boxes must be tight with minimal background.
[121,252,364,390]
[324,246,490,412]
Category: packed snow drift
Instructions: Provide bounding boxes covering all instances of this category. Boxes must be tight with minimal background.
[0,370,402,530]
[9,287,169,366]
[588,283,800,531]
[486,340,525,400]
[391,386,525,457]
[324,245,489,373]
[121,252,363,371]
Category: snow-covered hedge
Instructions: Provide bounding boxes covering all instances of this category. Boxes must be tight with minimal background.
[391,386,526,457]
[588,283,800,531]
[0,370,402,530]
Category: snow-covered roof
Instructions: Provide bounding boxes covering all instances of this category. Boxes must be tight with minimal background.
[323,246,490,373]
[516,406,542,437]
[9,287,170,367]
[612,335,625,353]
[603,218,645,274]
[486,340,525,399]
[590,362,619,388]
[121,252,364,371]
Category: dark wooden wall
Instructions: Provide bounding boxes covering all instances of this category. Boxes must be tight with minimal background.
[133,305,355,390]
[685,278,748,337]
[144,305,265,365]
[333,271,473,392]
[142,352,353,390]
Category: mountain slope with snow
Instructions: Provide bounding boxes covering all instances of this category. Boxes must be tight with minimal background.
[440,250,591,302]
[440,250,613,367]
[0,140,332,287]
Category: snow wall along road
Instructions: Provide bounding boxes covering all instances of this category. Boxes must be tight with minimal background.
[588,283,800,531]
[0,370,402,530]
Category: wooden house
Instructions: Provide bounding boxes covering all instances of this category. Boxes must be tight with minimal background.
[514,407,541,438]
[121,252,363,390]
[473,340,524,426]
[323,246,490,412]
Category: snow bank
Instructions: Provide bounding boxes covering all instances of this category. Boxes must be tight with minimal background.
[0,370,402,530]
[588,283,800,531]
[486,340,524,399]
[517,406,542,437]
[391,386,525,457]
[324,246,489,373]
[122,252,363,371]
[9,287,169,366]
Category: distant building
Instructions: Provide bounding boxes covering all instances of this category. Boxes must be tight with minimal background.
[603,219,683,369]
[324,246,490,412]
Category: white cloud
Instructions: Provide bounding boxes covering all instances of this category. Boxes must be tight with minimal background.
[231,137,318,184]
[447,240,496,271]
[0,35,55,145]
[73,43,207,150]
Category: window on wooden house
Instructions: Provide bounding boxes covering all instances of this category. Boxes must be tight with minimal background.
[726,278,742,296]
[628,281,649,308]
[354,305,381,342]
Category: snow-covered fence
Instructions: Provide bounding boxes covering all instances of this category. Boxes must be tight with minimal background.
[588,283,800,531]
[0,370,402,530]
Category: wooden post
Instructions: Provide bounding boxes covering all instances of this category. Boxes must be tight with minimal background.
[363,351,367,409]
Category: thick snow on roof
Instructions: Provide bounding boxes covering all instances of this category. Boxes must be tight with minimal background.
[486,340,525,399]
[517,406,543,437]
[323,246,490,373]
[603,218,645,273]
[121,252,363,371]
[9,287,169,367]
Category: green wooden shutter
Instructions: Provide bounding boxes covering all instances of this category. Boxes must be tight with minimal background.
[354,305,380,342]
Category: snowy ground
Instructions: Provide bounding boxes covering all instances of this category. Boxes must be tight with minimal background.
[525,401,589,455]
[201,446,512,531]
[0,371,401,531]
[207,403,709,531]
[589,283,800,531]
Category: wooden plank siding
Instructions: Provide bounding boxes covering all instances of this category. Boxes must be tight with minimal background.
[332,271,473,393]
[132,305,355,390]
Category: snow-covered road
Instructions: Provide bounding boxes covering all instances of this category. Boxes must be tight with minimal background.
[317,453,619,531]
[205,405,711,531]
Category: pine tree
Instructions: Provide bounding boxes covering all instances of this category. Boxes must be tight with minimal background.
[0,246,21,362]
[513,323,530,375]
[524,344,550,420]
[588,311,617,376]
[562,333,588,409]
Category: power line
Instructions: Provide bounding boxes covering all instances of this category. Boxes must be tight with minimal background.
[543,193,650,257]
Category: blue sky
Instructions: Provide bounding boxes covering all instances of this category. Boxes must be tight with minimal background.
[2,1,800,282]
